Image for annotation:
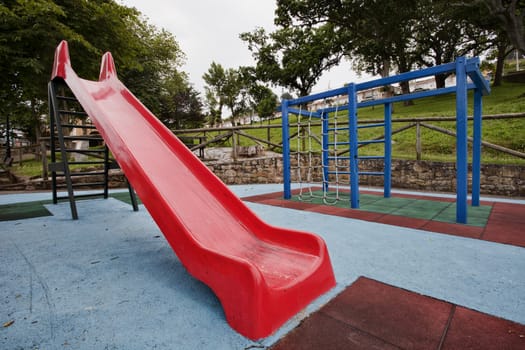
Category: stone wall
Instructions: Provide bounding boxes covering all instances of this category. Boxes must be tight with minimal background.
[205,154,525,198]
[4,155,524,198]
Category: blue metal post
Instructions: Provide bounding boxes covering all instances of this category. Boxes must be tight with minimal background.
[384,103,392,198]
[282,100,291,199]
[455,57,468,224]
[472,89,483,207]
[348,83,359,208]
[322,111,330,193]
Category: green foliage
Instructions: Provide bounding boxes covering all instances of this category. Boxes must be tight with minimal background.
[1,0,203,139]
[240,25,343,96]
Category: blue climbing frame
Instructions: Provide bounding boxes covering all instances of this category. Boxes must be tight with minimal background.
[281,57,490,224]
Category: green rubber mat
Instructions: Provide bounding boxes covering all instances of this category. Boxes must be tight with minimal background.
[0,200,53,221]
[109,192,142,206]
[292,191,492,227]
[0,192,140,221]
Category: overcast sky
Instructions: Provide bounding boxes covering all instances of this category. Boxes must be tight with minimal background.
[120,0,371,97]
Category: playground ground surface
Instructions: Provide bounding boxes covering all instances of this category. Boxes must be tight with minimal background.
[1,184,524,349]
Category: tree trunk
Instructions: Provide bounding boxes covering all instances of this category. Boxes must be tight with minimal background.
[493,44,507,87]
[400,81,413,106]
[435,73,447,89]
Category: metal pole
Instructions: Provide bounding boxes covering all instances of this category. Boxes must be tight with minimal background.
[384,102,392,198]
[455,57,468,224]
[472,89,483,206]
[348,83,359,208]
[282,100,291,199]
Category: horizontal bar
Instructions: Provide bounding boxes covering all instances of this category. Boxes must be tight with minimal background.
[327,156,351,160]
[288,108,321,118]
[285,87,348,107]
[327,127,350,132]
[357,123,385,129]
[358,139,385,145]
[358,156,385,160]
[327,171,351,175]
[328,142,350,146]
[359,171,384,176]
[356,61,457,91]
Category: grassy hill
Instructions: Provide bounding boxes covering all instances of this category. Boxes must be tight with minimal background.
[233,81,525,164]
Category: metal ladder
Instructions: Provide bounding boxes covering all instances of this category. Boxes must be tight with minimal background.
[47,79,138,219]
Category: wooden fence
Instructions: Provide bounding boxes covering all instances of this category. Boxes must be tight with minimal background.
[172,113,525,161]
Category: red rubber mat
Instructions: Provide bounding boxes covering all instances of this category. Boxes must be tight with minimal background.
[271,277,525,350]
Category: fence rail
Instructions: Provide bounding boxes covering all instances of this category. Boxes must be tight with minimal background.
[172,113,525,161]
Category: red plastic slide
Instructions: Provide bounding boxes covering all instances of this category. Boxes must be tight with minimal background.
[51,41,336,339]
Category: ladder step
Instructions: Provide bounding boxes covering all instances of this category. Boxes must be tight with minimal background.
[56,182,106,188]
[63,149,106,153]
[60,124,97,129]
[68,161,106,165]
[59,110,88,117]
[70,171,106,177]
[56,192,106,201]
[56,95,78,102]
[62,136,103,141]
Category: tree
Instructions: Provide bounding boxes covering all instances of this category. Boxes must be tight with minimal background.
[158,75,205,129]
[202,62,227,126]
[0,0,191,142]
[479,0,525,55]
[414,0,492,88]
[240,25,344,97]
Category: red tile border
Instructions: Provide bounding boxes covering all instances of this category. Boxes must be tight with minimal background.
[442,306,525,349]
[243,190,525,248]
[271,277,525,350]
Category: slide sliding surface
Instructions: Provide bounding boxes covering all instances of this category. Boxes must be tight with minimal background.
[50,41,335,339]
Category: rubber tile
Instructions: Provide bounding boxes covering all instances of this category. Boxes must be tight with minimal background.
[242,193,279,202]
[306,206,384,221]
[376,214,429,229]
[258,198,319,211]
[321,277,452,349]
[390,207,439,220]
[482,221,525,248]
[489,203,525,223]
[271,312,398,350]
[442,306,525,350]
[421,221,484,239]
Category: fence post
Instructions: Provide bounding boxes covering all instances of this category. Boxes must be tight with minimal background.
[232,129,238,160]
[41,140,48,181]
[416,122,422,161]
